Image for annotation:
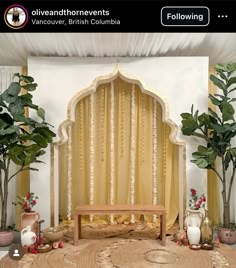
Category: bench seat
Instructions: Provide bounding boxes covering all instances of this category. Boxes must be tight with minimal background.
[74,204,166,246]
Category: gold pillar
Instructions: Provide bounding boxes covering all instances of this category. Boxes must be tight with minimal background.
[207,66,221,224]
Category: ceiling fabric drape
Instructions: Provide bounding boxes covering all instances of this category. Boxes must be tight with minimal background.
[0,33,235,66]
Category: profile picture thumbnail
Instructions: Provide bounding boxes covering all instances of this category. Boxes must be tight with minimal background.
[4,5,28,29]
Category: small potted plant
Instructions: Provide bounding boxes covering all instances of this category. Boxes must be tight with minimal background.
[0,224,16,246]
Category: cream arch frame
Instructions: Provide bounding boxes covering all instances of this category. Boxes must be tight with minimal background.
[50,64,186,229]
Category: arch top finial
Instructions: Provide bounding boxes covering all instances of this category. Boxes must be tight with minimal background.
[114,62,122,74]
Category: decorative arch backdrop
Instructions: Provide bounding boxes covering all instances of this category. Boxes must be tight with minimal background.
[57,73,182,228]
[28,57,208,227]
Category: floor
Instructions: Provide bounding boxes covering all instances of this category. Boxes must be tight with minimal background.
[1,237,236,268]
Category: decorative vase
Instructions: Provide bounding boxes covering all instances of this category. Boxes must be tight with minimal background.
[20,211,40,234]
[185,208,204,228]
[200,209,213,243]
[187,218,201,245]
[21,225,37,247]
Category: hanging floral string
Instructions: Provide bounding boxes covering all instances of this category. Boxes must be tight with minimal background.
[130,84,136,223]
[100,86,105,162]
[120,87,125,158]
[67,125,72,220]
[141,93,145,166]
[79,101,83,171]
[163,125,167,185]
[152,99,158,222]
[89,93,95,221]
[109,81,115,223]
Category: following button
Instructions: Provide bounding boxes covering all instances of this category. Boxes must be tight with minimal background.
[161,6,210,26]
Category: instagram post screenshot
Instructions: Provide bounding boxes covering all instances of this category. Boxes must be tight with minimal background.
[0,0,236,267]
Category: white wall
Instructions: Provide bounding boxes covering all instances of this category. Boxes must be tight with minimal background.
[28,57,209,227]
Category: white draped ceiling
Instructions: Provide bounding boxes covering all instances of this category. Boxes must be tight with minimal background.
[0,33,235,66]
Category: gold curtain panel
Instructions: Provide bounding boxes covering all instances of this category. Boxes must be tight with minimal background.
[59,77,179,228]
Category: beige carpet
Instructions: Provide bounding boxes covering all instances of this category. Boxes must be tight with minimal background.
[1,224,236,268]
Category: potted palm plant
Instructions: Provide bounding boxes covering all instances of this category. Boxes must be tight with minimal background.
[180,63,236,244]
[0,73,55,246]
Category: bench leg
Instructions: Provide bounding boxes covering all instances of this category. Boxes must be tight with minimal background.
[160,215,162,240]
[78,215,81,239]
[160,214,166,246]
[74,214,82,246]
[74,214,78,246]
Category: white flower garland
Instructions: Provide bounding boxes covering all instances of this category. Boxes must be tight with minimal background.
[152,99,158,222]
[79,101,83,171]
[89,93,95,221]
[120,88,125,158]
[130,84,136,223]
[100,87,105,162]
[162,124,167,223]
[110,81,115,223]
[141,94,145,166]
[163,125,167,179]
[67,125,72,220]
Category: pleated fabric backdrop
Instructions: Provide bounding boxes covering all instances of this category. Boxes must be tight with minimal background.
[59,77,179,228]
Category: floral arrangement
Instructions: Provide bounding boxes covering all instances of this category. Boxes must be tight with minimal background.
[175,228,188,246]
[13,192,39,212]
[189,188,206,210]
[29,240,63,254]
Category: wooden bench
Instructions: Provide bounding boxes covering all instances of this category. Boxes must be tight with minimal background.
[74,204,166,246]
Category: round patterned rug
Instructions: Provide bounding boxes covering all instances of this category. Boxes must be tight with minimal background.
[1,238,236,268]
